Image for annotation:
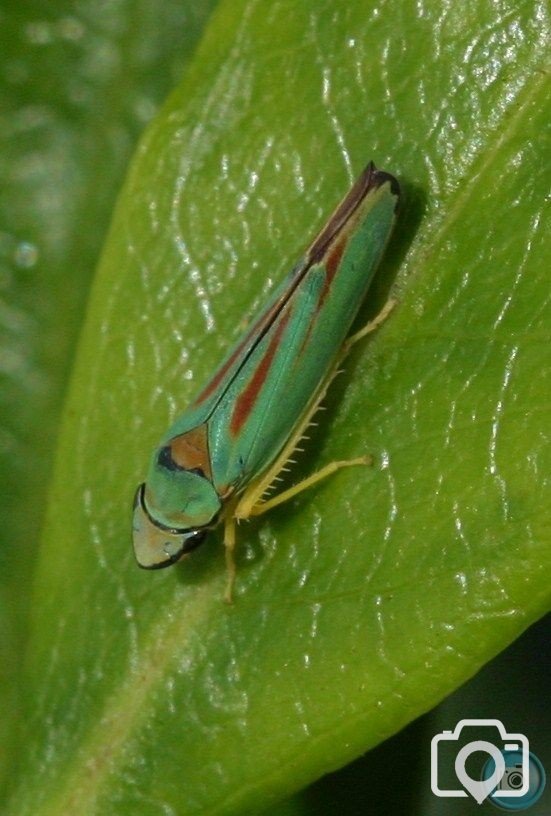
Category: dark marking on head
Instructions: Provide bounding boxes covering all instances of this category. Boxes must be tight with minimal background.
[157,445,183,471]
[136,483,216,538]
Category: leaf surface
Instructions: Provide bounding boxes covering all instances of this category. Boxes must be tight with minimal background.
[6,0,550,814]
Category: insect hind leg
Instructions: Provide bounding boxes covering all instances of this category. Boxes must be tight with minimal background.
[223,508,238,604]
[236,296,395,522]
[341,297,396,356]
[228,297,395,595]
[246,455,371,516]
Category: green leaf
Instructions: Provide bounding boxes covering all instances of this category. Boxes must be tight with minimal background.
[6,0,550,814]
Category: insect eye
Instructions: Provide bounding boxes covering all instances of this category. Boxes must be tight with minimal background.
[181,529,207,553]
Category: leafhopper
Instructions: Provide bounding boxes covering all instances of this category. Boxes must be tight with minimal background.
[133,163,399,600]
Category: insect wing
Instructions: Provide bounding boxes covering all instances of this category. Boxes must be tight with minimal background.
[204,165,399,492]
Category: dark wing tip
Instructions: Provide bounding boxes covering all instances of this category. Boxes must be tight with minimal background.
[364,161,401,199]
[307,161,400,265]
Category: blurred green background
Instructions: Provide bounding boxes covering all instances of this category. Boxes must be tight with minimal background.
[0,0,218,794]
[1,0,549,814]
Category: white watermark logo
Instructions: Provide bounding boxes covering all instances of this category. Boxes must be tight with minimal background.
[431,718,545,809]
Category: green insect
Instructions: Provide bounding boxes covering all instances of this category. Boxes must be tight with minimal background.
[133,162,399,601]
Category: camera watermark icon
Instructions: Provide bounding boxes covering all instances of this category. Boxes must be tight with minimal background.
[483,749,546,811]
[431,718,545,808]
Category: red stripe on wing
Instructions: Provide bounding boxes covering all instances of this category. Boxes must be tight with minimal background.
[318,236,346,311]
[192,299,282,407]
[229,310,291,437]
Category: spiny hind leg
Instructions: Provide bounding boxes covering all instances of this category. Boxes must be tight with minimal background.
[246,455,371,517]
[235,297,395,522]
[234,373,340,521]
[234,372,371,521]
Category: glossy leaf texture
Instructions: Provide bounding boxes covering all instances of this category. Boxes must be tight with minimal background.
[5,0,550,814]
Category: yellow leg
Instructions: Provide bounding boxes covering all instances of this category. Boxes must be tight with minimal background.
[223,511,237,604]
[235,298,395,521]
[226,298,395,594]
[341,297,396,355]
[236,297,396,521]
[247,455,371,517]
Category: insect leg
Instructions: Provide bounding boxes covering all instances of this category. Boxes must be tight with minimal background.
[235,298,395,522]
[247,456,371,516]
[223,509,238,604]
[341,297,396,356]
